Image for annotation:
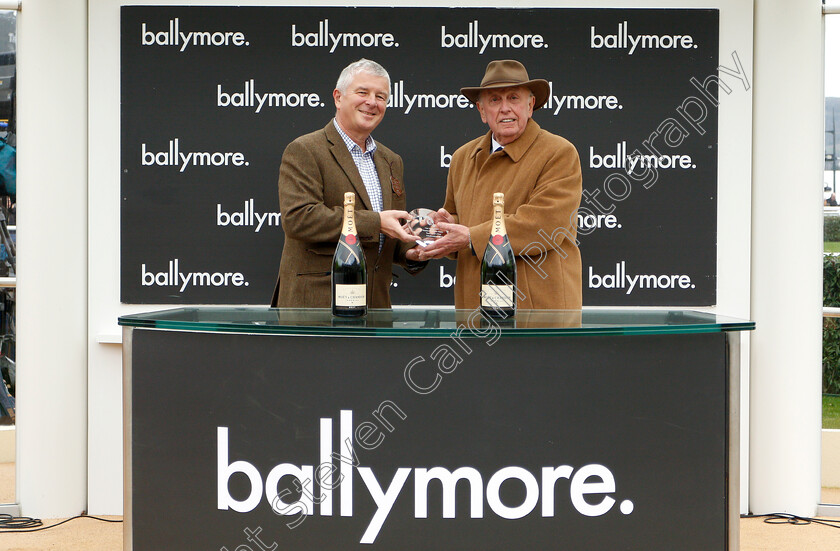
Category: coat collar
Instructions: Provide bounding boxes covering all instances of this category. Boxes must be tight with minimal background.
[469,118,542,163]
[324,120,394,211]
[324,120,375,210]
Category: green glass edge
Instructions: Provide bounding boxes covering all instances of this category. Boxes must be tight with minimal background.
[118,316,755,337]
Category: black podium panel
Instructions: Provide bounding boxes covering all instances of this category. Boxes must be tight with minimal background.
[130,329,727,550]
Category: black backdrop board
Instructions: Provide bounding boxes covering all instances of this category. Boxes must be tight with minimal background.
[121,7,720,305]
[129,328,728,550]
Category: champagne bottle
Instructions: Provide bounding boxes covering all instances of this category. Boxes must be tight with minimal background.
[332,192,367,317]
[480,192,517,319]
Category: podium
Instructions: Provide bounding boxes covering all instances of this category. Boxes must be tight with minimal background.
[119,307,753,551]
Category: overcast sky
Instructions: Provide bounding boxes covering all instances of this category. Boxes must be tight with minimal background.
[828,16,840,97]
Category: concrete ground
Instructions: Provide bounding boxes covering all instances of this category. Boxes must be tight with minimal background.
[0,463,839,550]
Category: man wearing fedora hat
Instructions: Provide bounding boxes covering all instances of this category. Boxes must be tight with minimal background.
[271,58,424,308]
[417,59,583,310]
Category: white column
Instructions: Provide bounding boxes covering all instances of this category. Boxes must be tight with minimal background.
[15,0,88,516]
[87,0,124,515]
[750,0,824,515]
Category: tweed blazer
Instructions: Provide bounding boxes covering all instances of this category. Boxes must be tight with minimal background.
[444,118,583,310]
[271,121,418,308]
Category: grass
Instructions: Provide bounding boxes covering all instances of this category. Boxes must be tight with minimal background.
[825,395,840,429]
[825,242,840,253]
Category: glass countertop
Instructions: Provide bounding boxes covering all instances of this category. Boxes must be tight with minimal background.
[118,307,754,337]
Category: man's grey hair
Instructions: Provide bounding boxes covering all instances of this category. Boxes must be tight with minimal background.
[335,59,391,95]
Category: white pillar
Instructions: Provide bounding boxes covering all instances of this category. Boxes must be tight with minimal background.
[15,0,88,516]
[750,0,824,515]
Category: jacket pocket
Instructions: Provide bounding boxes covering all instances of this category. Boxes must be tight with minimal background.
[306,245,335,256]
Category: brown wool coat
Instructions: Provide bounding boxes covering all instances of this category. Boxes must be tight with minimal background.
[271,121,420,308]
[444,118,583,310]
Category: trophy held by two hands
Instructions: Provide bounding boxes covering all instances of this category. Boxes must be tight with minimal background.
[405,208,447,247]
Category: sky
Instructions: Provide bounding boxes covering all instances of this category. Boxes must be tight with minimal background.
[827,16,839,190]
[828,15,840,97]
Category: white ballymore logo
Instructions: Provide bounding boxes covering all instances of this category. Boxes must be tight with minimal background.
[589,142,695,172]
[141,18,249,51]
[217,410,635,544]
[217,199,281,233]
[142,259,249,292]
[291,19,398,53]
[387,81,473,115]
[217,80,324,113]
[441,20,548,54]
[588,262,695,294]
[590,21,697,55]
[141,139,248,172]
[543,82,622,115]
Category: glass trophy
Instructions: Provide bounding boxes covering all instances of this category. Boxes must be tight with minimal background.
[406,208,447,247]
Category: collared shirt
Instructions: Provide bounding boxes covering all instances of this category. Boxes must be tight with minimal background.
[333,119,384,250]
[491,135,505,153]
[333,119,384,213]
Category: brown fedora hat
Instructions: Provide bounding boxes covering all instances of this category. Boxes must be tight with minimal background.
[460,59,550,110]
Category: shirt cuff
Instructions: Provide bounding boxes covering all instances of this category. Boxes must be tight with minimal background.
[405,258,428,274]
